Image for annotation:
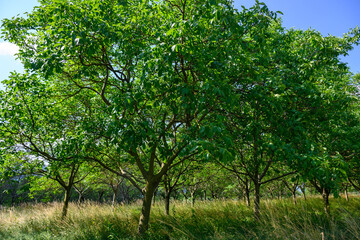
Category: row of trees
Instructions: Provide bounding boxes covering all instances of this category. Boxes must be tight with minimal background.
[0,161,357,206]
[1,0,360,235]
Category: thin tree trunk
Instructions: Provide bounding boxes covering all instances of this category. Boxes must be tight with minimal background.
[182,191,188,202]
[62,187,71,219]
[269,189,274,199]
[78,192,84,203]
[165,190,171,215]
[174,190,178,200]
[211,191,216,199]
[344,186,349,201]
[300,185,306,201]
[11,192,16,206]
[292,191,297,205]
[322,188,330,215]
[98,191,104,202]
[111,184,119,207]
[120,186,130,204]
[245,188,251,207]
[112,191,118,207]
[138,180,157,235]
[254,183,260,220]
[191,191,196,207]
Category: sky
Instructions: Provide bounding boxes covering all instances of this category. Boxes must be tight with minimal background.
[0,0,359,90]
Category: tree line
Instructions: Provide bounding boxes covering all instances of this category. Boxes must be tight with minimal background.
[0,0,360,235]
[0,161,357,207]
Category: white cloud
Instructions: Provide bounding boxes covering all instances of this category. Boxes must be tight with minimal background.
[0,42,19,56]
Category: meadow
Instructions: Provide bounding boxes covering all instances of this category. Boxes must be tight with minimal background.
[0,196,359,240]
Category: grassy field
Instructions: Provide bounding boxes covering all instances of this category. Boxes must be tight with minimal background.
[0,196,359,240]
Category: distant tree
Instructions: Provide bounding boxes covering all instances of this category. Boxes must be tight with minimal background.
[0,74,91,218]
[161,160,197,215]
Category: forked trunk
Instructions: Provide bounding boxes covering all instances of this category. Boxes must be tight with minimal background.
[138,180,158,235]
[77,192,84,203]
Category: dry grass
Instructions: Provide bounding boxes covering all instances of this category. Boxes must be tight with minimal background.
[0,196,359,239]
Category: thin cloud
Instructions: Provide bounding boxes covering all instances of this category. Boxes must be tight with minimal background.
[0,42,19,56]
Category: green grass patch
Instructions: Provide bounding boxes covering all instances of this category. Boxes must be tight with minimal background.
[0,196,359,240]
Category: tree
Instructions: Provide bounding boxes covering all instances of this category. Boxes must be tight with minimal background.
[181,163,216,207]
[282,174,301,204]
[277,28,360,215]
[1,0,280,234]
[343,73,360,194]
[3,0,359,233]
[0,73,91,218]
[218,20,298,219]
[161,159,196,215]
[219,19,360,217]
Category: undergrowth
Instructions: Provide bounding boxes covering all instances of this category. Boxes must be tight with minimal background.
[0,196,359,240]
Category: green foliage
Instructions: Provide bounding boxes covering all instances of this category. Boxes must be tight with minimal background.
[1,0,360,233]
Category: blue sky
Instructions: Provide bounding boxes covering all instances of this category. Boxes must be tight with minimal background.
[0,0,39,89]
[0,0,359,90]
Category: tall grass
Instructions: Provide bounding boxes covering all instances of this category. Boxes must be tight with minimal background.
[0,196,359,239]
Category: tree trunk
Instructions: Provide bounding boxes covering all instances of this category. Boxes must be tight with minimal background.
[98,191,104,202]
[292,191,297,205]
[62,187,71,219]
[182,191,188,201]
[11,191,16,206]
[138,180,158,235]
[153,187,159,206]
[322,188,330,215]
[344,186,349,201]
[120,186,130,204]
[191,191,196,207]
[77,192,84,203]
[112,191,118,207]
[245,189,251,207]
[111,184,119,207]
[211,191,216,199]
[269,189,274,199]
[300,185,306,201]
[254,183,260,220]
[165,190,170,215]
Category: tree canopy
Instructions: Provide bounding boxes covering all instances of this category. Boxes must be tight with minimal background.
[1,0,360,235]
